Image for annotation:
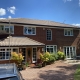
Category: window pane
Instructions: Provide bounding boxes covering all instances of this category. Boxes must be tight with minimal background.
[47,30,52,40]
[64,29,73,36]
[10,26,14,33]
[28,27,32,34]
[46,45,57,53]
[24,27,27,34]
[0,25,4,30]
[5,27,9,33]
[65,30,67,35]
[24,27,36,35]
[71,30,73,35]
[54,46,56,53]
[5,26,14,34]
[68,30,70,35]
[32,28,35,34]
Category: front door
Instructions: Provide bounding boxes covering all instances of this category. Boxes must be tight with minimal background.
[27,48,32,63]
[20,48,26,62]
[64,46,76,59]
[32,48,37,63]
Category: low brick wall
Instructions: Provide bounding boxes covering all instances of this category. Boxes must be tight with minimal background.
[0,60,18,64]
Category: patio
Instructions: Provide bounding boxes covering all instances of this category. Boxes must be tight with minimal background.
[20,60,77,80]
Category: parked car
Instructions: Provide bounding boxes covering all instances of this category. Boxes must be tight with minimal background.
[0,63,24,80]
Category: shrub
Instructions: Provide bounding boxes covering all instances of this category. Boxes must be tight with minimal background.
[48,54,56,63]
[11,52,24,64]
[40,52,57,65]
[57,51,65,60]
[50,53,58,60]
[40,52,50,62]
[25,62,30,67]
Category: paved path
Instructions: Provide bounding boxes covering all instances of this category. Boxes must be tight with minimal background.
[20,60,77,80]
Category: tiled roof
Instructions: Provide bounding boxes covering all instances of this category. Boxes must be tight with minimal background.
[0,36,45,46]
[0,18,79,28]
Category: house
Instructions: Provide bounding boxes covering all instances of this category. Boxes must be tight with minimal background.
[0,18,80,63]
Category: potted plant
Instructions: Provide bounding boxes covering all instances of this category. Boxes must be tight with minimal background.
[22,64,26,70]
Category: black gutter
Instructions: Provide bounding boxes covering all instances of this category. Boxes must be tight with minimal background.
[0,22,80,29]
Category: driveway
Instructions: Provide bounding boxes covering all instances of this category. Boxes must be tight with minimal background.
[20,60,77,80]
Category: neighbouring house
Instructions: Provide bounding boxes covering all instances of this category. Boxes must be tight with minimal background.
[0,18,80,63]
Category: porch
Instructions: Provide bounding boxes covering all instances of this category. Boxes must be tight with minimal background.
[0,36,45,63]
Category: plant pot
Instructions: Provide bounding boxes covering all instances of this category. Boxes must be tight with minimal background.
[42,62,46,67]
[22,65,26,70]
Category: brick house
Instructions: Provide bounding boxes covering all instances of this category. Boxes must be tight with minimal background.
[0,18,80,63]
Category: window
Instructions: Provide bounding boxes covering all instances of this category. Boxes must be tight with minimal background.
[64,46,76,59]
[64,29,73,36]
[46,45,57,53]
[5,26,14,34]
[24,27,36,35]
[32,48,37,63]
[0,25,14,34]
[46,29,52,40]
[0,48,11,60]
[0,48,18,60]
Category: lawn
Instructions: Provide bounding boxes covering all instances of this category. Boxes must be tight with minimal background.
[74,65,80,80]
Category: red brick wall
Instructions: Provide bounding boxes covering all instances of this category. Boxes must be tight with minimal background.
[13,25,57,44]
[13,25,23,36]
[12,25,80,55]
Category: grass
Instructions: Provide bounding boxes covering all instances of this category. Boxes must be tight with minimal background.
[74,65,80,80]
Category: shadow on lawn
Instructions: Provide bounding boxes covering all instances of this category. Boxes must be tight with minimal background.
[39,65,77,80]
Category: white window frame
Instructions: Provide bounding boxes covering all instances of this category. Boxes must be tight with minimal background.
[63,46,76,59]
[46,29,52,40]
[46,45,57,53]
[4,25,14,34]
[0,47,19,60]
[0,25,14,34]
[64,29,73,36]
[23,26,36,35]
[32,47,37,63]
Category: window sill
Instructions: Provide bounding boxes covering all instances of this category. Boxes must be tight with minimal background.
[24,34,36,35]
[64,35,73,36]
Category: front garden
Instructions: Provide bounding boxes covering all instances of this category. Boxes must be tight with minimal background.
[10,51,65,69]
[36,51,65,68]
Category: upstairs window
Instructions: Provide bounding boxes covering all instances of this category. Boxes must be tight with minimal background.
[4,26,14,34]
[0,25,14,34]
[64,29,73,36]
[24,27,36,35]
[46,29,52,40]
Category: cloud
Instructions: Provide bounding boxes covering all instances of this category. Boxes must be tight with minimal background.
[7,6,16,14]
[79,0,80,6]
[0,8,6,16]
[8,16,12,19]
[63,0,80,6]
[72,24,80,26]
[63,0,72,3]
[0,18,6,19]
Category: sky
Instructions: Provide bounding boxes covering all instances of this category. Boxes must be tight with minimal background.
[0,0,80,26]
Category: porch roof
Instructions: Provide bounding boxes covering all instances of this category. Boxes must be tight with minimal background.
[0,36,45,46]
